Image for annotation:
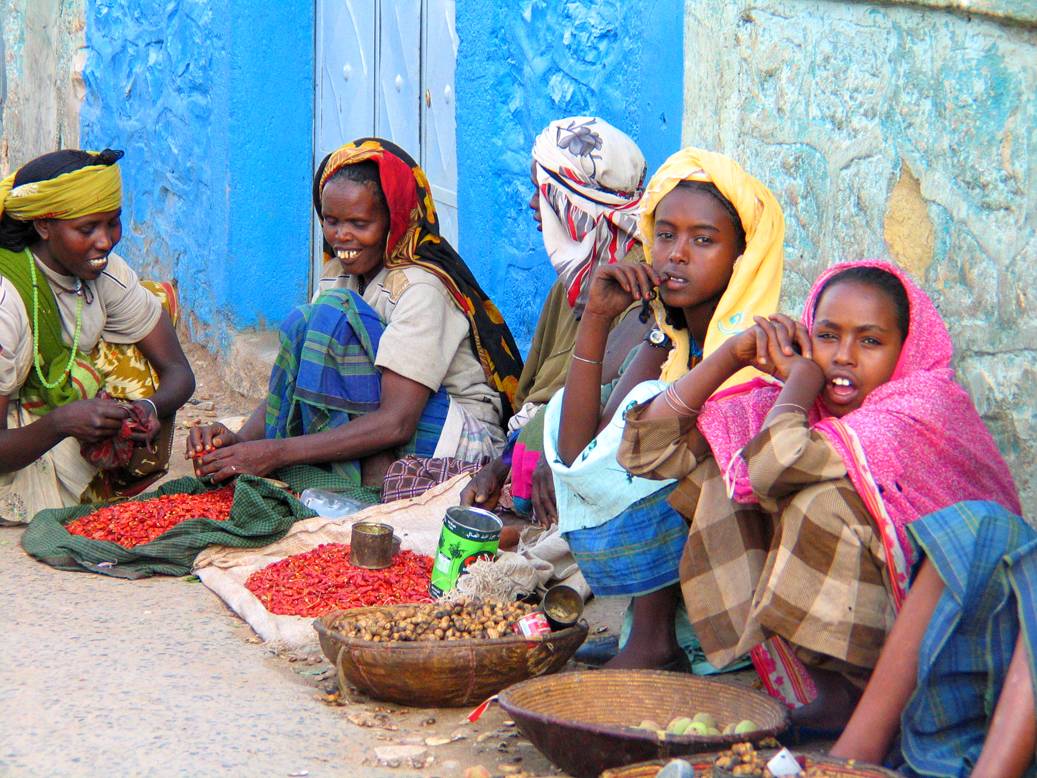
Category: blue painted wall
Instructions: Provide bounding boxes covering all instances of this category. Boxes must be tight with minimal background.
[454,0,685,353]
[79,0,314,346]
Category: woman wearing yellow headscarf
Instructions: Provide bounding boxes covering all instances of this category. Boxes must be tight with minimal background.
[0,149,195,523]
[543,147,784,669]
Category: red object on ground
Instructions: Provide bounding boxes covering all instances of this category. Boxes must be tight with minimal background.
[512,612,551,638]
[245,543,434,617]
[66,486,235,548]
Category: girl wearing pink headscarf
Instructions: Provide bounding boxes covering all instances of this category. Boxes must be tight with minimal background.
[618,261,1019,728]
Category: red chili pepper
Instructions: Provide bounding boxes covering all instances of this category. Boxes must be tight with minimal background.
[66,486,235,548]
[244,543,433,617]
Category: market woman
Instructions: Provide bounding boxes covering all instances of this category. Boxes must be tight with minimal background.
[0,148,195,523]
[460,115,649,518]
[189,138,522,489]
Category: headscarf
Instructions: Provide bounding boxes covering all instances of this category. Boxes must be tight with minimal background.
[0,149,123,221]
[638,147,785,385]
[314,138,523,417]
[532,117,645,317]
[697,260,1021,562]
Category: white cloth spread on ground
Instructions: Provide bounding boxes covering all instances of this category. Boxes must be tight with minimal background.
[194,474,470,649]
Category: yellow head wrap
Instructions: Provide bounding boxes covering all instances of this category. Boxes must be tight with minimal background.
[639,147,785,387]
[0,155,122,222]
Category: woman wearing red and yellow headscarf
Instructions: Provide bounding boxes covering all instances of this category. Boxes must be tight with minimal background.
[189,139,522,494]
[0,149,195,523]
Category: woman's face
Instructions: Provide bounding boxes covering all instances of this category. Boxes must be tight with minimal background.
[33,209,122,280]
[652,187,740,313]
[811,280,905,417]
[321,177,390,282]
[528,161,543,232]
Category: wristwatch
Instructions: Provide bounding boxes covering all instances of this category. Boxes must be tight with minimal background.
[645,328,671,349]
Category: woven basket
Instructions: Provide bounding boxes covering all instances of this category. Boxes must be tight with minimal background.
[313,606,588,707]
[496,669,789,778]
[599,757,715,777]
[603,754,900,778]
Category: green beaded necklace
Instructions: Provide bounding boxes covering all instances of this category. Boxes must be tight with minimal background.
[26,248,84,389]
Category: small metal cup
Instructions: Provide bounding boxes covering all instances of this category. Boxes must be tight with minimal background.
[541,584,584,631]
[349,521,395,569]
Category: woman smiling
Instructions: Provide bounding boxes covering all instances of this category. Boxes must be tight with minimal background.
[189,139,522,492]
[0,148,195,522]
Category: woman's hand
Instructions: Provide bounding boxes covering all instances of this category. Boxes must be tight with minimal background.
[460,457,508,510]
[582,263,661,323]
[752,314,816,382]
[128,399,161,446]
[531,456,558,527]
[192,439,278,482]
[51,397,130,443]
[726,314,814,380]
[186,422,240,464]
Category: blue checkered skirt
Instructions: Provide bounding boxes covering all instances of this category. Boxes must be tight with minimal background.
[899,501,1037,777]
[564,483,688,597]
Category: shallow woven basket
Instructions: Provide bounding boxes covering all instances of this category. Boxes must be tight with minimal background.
[496,669,789,778]
[602,754,900,778]
[313,605,588,707]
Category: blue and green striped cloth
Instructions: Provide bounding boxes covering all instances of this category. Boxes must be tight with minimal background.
[898,501,1037,777]
[265,288,449,486]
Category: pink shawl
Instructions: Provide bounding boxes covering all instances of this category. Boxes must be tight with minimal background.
[697,260,1020,569]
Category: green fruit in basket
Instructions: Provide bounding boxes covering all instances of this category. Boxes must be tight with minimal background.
[637,719,663,731]
[734,719,759,734]
[685,720,709,736]
[692,711,716,729]
[705,726,721,735]
[722,722,737,735]
[666,716,694,735]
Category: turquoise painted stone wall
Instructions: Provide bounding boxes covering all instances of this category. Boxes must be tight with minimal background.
[681,0,1037,512]
[455,0,686,352]
[78,0,315,346]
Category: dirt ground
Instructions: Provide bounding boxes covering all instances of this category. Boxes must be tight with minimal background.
[1,341,826,777]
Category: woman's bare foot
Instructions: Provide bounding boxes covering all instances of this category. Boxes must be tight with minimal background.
[602,585,684,670]
[603,643,685,670]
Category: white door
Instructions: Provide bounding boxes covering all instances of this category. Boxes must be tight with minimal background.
[313,0,458,289]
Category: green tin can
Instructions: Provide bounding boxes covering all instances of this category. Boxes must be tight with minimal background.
[428,506,503,598]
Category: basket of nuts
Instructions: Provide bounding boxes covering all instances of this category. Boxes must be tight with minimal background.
[313,599,588,707]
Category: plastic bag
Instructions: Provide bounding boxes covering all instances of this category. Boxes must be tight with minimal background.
[299,488,366,518]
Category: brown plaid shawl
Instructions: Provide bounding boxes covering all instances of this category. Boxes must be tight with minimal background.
[620,408,896,674]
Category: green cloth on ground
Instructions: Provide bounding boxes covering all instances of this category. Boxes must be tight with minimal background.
[21,465,378,579]
[274,464,379,505]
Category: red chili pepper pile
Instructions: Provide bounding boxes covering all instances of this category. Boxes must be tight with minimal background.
[245,543,434,617]
[66,486,236,548]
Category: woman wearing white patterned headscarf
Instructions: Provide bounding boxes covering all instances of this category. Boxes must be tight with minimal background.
[531,116,646,318]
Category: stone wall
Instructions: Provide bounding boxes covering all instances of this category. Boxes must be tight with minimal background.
[0,0,84,172]
[682,0,1037,511]
[454,0,686,352]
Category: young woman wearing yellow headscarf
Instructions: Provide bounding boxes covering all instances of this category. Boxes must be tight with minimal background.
[0,149,195,523]
[543,146,785,670]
